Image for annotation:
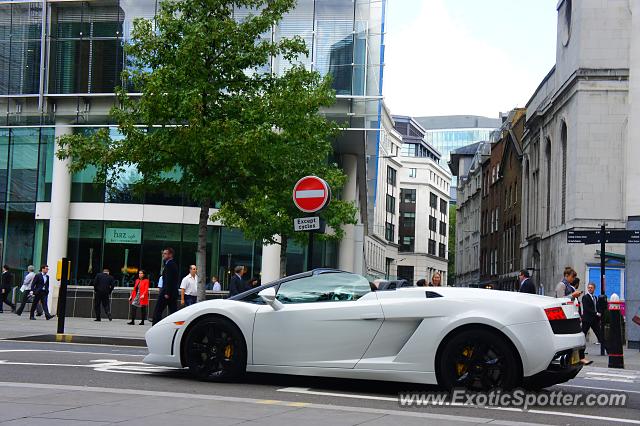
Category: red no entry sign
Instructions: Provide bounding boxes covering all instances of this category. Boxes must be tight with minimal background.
[293,176,331,213]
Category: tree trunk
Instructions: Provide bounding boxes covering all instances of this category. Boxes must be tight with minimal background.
[196,199,211,302]
[278,236,288,278]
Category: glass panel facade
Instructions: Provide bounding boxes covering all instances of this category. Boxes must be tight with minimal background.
[49,1,124,94]
[0,127,49,269]
[0,2,42,95]
[0,0,384,282]
[424,129,496,168]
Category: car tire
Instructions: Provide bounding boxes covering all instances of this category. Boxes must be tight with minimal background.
[183,316,247,381]
[438,328,521,391]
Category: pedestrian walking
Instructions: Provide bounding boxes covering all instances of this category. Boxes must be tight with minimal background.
[152,248,180,325]
[92,268,115,321]
[29,265,53,320]
[16,265,42,316]
[128,270,150,325]
[180,265,198,307]
[554,267,582,300]
[210,275,221,291]
[228,265,248,297]
[518,269,536,294]
[0,265,16,313]
[429,272,442,287]
[581,282,606,347]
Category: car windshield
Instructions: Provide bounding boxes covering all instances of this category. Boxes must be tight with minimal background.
[275,272,371,304]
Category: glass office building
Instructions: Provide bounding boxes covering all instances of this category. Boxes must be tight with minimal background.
[0,0,385,288]
[415,115,501,202]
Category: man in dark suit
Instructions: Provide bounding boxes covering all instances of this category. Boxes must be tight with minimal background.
[92,268,116,321]
[581,282,605,346]
[1,265,16,313]
[30,265,53,320]
[228,265,248,297]
[518,269,536,294]
[152,247,180,325]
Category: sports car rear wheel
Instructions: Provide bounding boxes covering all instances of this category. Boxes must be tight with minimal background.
[184,317,246,381]
[438,328,520,390]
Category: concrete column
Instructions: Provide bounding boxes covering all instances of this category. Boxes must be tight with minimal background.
[338,154,358,272]
[46,125,73,314]
[261,236,282,283]
[627,1,640,217]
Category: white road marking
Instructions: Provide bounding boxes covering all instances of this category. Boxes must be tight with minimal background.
[295,189,324,198]
[0,358,177,375]
[585,372,638,380]
[0,349,144,357]
[0,381,546,425]
[557,383,640,395]
[4,339,145,349]
[278,387,524,413]
[277,387,640,425]
[278,387,397,402]
[584,377,634,383]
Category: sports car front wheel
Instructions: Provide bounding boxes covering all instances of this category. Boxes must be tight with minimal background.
[183,316,246,381]
[438,328,520,391]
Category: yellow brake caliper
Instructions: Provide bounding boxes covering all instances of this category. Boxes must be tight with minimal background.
[456,346,473,376]
[224,344,233,359]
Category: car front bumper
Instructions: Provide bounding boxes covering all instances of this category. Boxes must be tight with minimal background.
[143,322,183,368]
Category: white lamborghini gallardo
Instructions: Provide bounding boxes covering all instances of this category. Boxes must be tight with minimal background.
[144,269,585,390]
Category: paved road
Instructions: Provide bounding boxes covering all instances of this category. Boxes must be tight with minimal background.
[0,341,638,425]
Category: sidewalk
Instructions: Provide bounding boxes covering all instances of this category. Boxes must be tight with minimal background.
[585,341,640,370]
[0,312,148,344]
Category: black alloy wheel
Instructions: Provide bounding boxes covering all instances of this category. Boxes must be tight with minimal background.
[439,329,520,390]
[184,317,246,381]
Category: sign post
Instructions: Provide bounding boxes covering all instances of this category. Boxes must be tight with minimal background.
[293,176,331,271]
[56,258,71,334]
[567,225,638,363]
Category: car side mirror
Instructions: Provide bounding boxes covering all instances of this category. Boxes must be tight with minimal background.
[258,287,284,311]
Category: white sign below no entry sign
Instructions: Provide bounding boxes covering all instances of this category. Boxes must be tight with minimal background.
[294,217,320,232]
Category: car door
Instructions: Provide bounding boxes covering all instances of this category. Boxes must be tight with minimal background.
[252,272,384,369]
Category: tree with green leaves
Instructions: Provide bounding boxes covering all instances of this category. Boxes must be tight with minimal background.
[57,0,356,302]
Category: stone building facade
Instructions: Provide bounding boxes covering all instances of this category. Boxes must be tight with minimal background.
[450,142,490,287]
[521,0,634,298]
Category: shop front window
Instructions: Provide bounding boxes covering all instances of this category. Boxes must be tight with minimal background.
[102,221,141,286]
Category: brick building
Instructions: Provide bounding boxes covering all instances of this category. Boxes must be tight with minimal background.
[480,109,525,291]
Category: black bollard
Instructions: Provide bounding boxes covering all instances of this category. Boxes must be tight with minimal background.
[607,300,624,369]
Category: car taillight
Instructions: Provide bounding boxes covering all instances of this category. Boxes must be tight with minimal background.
[545,307,567,321]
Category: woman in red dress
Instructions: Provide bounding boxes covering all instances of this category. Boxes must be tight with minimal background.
[128,270,150,325]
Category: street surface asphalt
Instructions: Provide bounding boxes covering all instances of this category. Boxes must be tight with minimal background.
[0,340,638,425]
